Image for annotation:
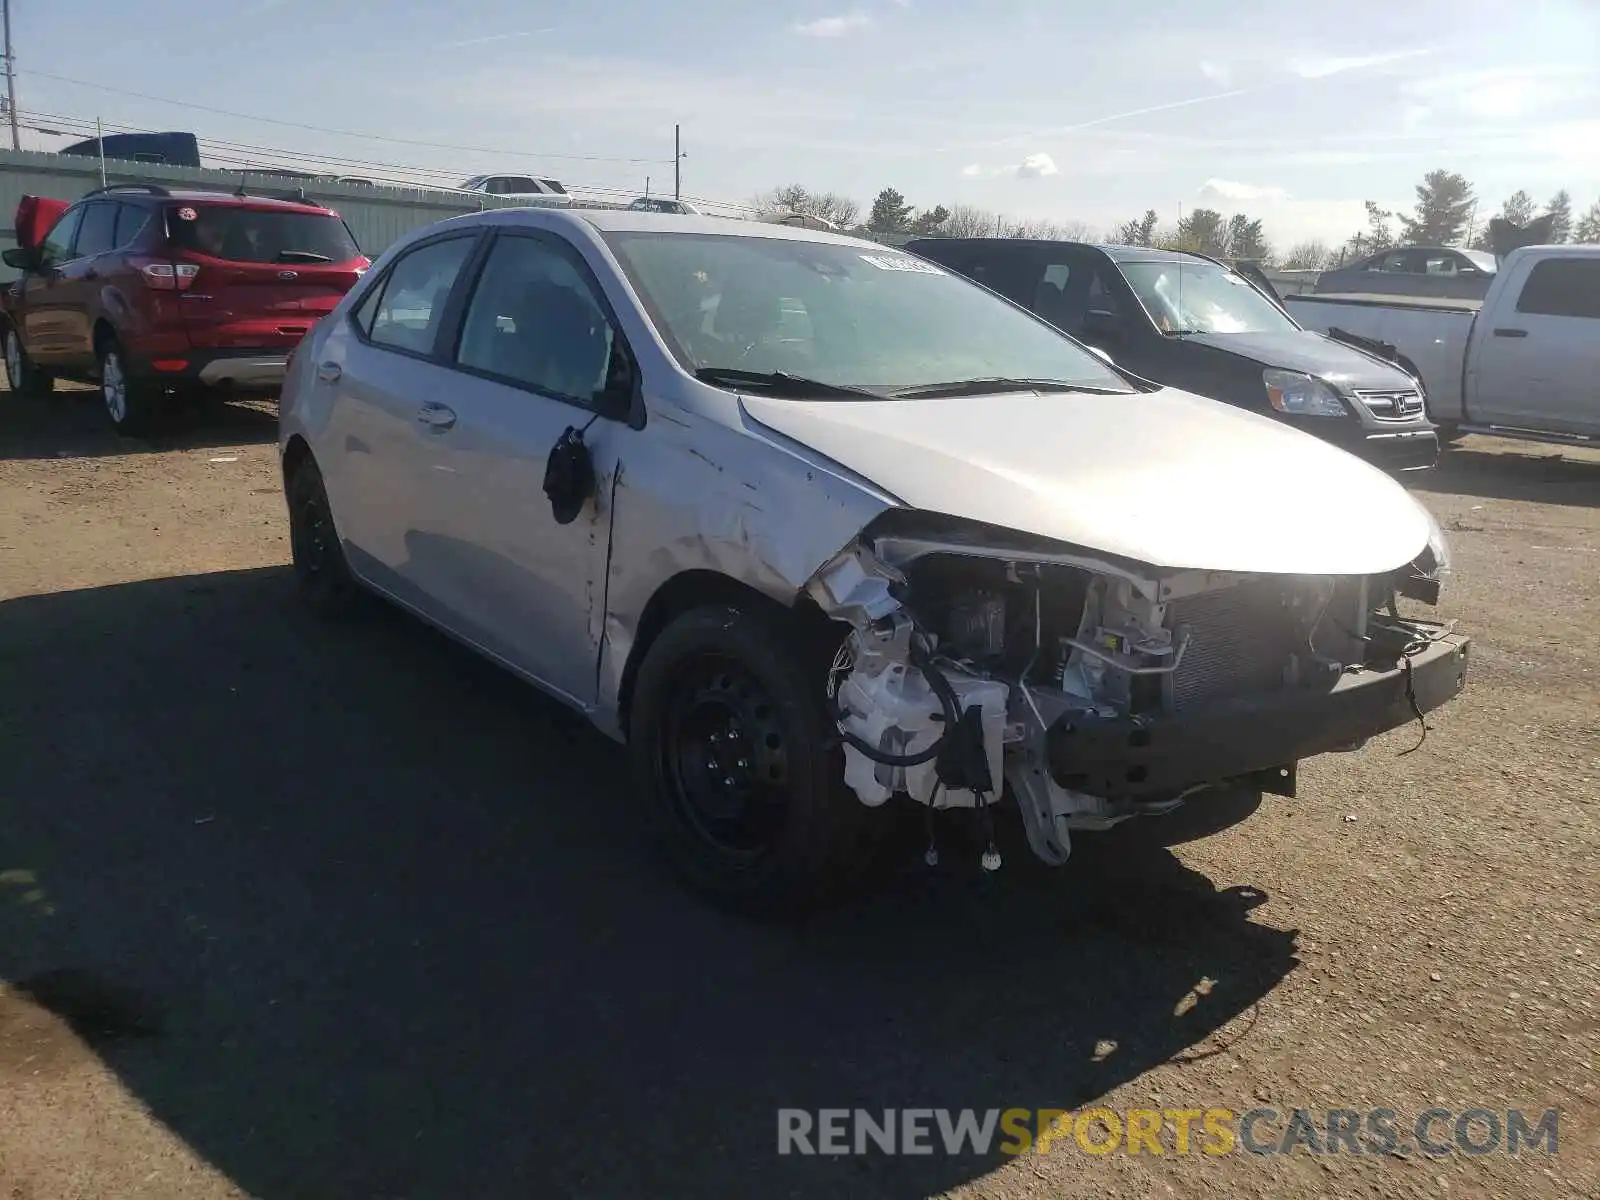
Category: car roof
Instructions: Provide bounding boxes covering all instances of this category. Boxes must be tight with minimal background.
[91,187,335,214]
[906,237,1218,265]
[444,206,875,246]
[583,208,870,242]
[1095,243,1216,264]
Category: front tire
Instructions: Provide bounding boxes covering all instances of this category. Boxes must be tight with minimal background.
[4,328,53,397]
[628,603,879,915]
[97,337,158,436]
[286,456,363,617]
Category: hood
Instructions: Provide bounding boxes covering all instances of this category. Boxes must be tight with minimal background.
[1182,328,1411,388]
[740,386,1432,576]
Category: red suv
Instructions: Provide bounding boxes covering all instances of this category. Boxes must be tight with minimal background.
[3,184,369,434]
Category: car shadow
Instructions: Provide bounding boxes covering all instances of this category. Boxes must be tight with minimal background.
[1411,440,1600,508]
[0,567,1299,1199]
[0,384,278,461]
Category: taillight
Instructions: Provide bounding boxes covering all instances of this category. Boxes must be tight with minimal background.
[136,259,200,291]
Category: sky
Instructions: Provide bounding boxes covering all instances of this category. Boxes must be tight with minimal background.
[11,0,1600,248]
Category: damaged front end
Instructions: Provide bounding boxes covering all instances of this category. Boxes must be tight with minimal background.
[806,513,1470,869]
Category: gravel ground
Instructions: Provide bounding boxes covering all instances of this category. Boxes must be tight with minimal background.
[1,385,1595,1200]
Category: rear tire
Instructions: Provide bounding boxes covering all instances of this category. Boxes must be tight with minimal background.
[97,337,159,436]
[4,328,53,397]
[286,456,364,618]
[628,603,880,916]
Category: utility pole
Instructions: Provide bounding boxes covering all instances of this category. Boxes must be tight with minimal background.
[96,116,106,187]
[644,175,650,199]
[673,124,681,200]
[3,0,20,151]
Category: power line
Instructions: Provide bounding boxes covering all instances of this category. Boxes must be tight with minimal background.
[18,103,763,216]
[19,108,651,200]
[20,67,677,167]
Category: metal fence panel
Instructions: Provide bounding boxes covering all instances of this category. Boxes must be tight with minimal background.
[0,147,563,277]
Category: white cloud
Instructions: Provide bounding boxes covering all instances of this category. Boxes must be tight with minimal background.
[960,163,983,177]
[1016,153,1058,179]
[892,0,913,6]
[1199,60,1231,86]
[1401,65,1584,121]
[443,28,553,48]
[1286,47,1440,80]
[1201,177,1289,202]
[1289,46,1437,79]
[791,11,873,36]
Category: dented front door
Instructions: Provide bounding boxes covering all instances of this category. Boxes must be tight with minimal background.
[409,230,625,707]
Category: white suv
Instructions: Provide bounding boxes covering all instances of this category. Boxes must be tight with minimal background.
[458,175,573,208]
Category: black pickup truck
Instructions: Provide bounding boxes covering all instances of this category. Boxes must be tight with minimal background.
[904,238,1439,472]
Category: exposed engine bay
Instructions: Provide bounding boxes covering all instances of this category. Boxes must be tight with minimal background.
[806,518,1464,871]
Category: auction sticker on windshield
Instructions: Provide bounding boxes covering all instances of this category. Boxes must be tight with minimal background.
[859,254,944,274]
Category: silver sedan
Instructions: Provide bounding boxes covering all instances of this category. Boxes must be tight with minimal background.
[278,209,1467,913]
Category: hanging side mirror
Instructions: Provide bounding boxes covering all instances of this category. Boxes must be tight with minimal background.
[544,423,597,525]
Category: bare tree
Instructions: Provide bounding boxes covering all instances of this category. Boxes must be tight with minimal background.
[942,204,1004,238]
[1282,240,1334,270]
[818,192,861,227]
[1047,218,1098,242]
[1006,217,1062,239]
[751,184,860,227]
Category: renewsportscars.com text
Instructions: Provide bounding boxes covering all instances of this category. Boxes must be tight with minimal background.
[777,1106,1560,1158]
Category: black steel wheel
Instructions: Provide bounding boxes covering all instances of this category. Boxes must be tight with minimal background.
[654,653,793,860]
[286,456,362,617]
[629,603,880,915]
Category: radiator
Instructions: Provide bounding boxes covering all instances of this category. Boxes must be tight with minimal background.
[1166,579,1298,712]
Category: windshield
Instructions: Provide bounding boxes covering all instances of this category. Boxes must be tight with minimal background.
[1120,261,1298,335]
[601,232,1132,395]
[1462,249,1497,272]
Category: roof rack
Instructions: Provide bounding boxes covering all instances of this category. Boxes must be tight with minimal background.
[230,177,310,204]
[82,182,172,199]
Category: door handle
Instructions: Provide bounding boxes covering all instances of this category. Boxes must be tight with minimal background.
[1492,328,1528,338]
[317,361,343,382]
[416,402,457,431]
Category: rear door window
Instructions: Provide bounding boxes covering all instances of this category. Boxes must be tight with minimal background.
[113,203,151,249]
[168,205,361,265]
[74,203,119,258]
[1032,261,1077,326]
[365,235,478,356]
[1087,269,1122,316]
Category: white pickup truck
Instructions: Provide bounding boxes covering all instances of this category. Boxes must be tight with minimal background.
[1284,245,1598,448]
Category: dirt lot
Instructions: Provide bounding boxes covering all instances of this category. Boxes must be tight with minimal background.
[1,384,1595,1200]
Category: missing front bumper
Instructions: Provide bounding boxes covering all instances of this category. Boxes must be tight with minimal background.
[1047,632,1470,800]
